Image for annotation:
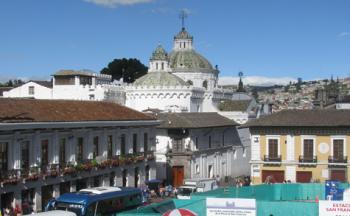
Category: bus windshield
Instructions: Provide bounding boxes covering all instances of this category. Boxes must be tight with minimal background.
[52,202,83,216]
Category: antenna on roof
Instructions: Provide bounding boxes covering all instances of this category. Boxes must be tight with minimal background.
[179,9,188,30]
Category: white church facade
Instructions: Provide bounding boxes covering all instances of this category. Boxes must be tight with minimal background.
[125,27,239,113]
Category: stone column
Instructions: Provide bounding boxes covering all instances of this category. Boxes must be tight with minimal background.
[53,184,60,198]
[70,180,77,192]
[34,187,42,212]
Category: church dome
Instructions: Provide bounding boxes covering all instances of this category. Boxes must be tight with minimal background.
[150,45,168,61]
[133,71,187,87]
[169,49,214,71]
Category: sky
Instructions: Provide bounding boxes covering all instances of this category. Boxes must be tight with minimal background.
[0,0,349,86]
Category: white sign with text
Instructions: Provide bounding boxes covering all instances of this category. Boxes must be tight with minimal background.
[206,198,256,216]
[319,200,350,216]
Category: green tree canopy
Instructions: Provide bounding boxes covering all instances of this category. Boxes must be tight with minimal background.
[101,58,148,83]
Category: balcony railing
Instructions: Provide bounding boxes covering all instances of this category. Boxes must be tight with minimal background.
[0,170,20,185]
[328,156,348,164]
[263,155,281,162]
[299,155,317,163]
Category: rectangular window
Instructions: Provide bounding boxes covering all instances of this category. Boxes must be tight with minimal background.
[195,137,198,150]
[93,136,99,159]
[195,164,199,174]
[144,133,148,152]
[41,140,49,168]
[21,141,30,171]
[59,138,66,165]
[303,139,314,158]
[333,139,344,159]
[173,139,183,152]
[133,134,137,153]
[28,86,34,95]
[0,142,8,171]
[107,135,113,159]
[120,134,126,156]
[268,139,278,158]
[76,137,84,162]
[208,136,212,149]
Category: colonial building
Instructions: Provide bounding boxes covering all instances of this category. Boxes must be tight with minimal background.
[2,70,125,104]
[154,112,250,187]
[3,81,52,99]
[244,109,350,184]
[0,98,157,213]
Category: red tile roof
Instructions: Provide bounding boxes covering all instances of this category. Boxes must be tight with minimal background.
[0,98,155,123]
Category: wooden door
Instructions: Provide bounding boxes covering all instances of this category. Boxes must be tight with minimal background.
[296,171,312,183]
[331,170,346,182]
[172,166,184,187]
[41,185,53,211]
[262,170,284,183]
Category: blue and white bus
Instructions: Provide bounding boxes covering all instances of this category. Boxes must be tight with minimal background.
[46,187,143,216]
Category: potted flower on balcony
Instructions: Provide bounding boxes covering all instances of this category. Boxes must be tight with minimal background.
[25,167,40,182]
[146,153,155,161]
[125,155,134,164]
[136,154,145,162]
[91,159,99,170]
[119,155,126,165]
[63,165,76,175]
[99,160,111,169]
[111,157,119,167]
[1,176,19,186]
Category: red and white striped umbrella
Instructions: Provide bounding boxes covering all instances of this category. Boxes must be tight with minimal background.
[163,208,198,216]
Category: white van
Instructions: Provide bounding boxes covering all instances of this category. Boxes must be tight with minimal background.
[26,210,76,216]
[177,178,218,199]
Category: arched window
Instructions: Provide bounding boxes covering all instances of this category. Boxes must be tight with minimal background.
[202,80,208,89]
[161,62,164,70]
[186,80,193,85]
[156,63,158,70]
[184,42,186,48]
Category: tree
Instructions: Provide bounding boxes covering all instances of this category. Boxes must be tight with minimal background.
[101,58,148,83]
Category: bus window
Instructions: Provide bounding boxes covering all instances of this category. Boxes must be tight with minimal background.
[86,202,96,216]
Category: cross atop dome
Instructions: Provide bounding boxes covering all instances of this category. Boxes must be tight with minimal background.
[174,9,193,50]
[179,9,188,30]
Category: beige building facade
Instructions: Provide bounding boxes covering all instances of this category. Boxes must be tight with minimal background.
[246,110,350,184]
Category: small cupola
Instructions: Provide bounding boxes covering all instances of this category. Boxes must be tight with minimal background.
[149,45,170,72]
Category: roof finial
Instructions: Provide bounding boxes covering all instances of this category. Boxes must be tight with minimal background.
[179,9,188,30]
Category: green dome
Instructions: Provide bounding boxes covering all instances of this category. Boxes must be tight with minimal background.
[150,45,168,61]
[133,71,187,87]
[169,50,214,71]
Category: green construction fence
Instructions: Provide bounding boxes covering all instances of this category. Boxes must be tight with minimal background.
[119,183,350,216]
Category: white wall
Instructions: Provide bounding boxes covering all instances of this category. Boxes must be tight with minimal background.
[126,86,197,112]
[3,82,52,99]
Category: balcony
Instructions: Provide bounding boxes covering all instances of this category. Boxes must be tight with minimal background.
[144,151,155,161]
[299,155,317,164]
[328,156,347,165]
[0,170,20,186]
[263,155,282,162]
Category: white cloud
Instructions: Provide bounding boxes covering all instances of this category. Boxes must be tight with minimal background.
[338,32,350,38]
[84,0,154,8]
[218,76,297,87]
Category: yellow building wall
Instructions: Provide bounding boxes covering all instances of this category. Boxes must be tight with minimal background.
[252,133,350,184]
